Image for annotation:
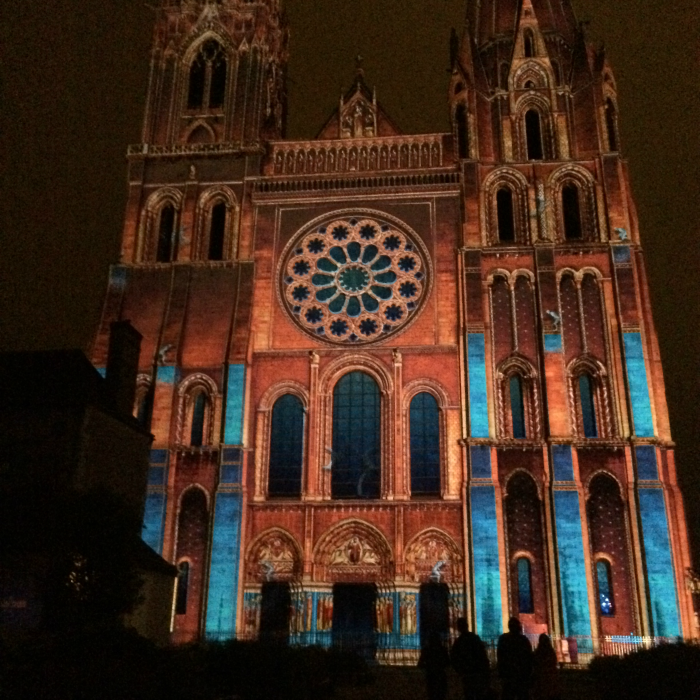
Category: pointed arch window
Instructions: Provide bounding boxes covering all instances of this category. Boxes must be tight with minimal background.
[562,184,583,240]
[268,394,305,498]
[455,103,469,160]
[525,110,544,160]
[208,201,227,261]
[181,382,215,448]
[156,203,177,262]
[517,557,534,614]
[175,561,190,615]
[509,375,527,439]
[332,372,381,500]
[410,392,441,496]
[187,40,228,112]
[523,29,535,58]
[605,98,619,151]
[578,373,598,438]
[190,392,207,447]
[596,560,615,616]
[497,188,516,243]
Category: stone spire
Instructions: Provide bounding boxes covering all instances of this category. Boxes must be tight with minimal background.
[473,0,577,48]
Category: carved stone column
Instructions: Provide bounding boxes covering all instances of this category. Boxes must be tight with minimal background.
[392,348,404,500]
[305,350,320,500]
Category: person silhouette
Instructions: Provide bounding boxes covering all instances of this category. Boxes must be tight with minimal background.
[532,634,560,700]
[497,617,533,700]
[450,617,491,700]
[418,631,451,700]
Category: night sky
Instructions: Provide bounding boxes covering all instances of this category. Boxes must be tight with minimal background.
[1,1,698,563]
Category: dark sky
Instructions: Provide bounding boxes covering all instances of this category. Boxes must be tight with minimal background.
[1,1,698,562]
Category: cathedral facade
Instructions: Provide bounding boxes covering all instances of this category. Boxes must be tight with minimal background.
[92,0,696,649]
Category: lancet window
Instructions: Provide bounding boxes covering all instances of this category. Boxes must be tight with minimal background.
[268,394,305,497]
[409,392,441,496]
[156,203,178,263]
[187,40,228,112]
[331,371,381,500]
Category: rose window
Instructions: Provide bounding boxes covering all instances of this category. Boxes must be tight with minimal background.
[280,214,431,345]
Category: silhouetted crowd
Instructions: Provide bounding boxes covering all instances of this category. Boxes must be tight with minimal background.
[418,617,560,700]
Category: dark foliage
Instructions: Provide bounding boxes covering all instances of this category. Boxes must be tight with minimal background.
[589,643,700,700]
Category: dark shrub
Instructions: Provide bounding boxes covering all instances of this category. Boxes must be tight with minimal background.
[590,643,700,700]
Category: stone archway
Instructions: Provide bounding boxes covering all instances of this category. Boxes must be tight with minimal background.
[314,519,393,583]
[245,528,303,583]
[404,528,463,584]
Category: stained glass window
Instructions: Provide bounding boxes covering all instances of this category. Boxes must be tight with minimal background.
[410,393,440,496]
[510,375,526,439]
[268,394,304,497]
[579,373,598,438]
[332,372,380,499]
[517,557,534,614]
[596,560,615,616]
[190,392,206,447]
[280,215,430,345]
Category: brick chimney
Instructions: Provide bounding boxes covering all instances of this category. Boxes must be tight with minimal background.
[105,321,142,417]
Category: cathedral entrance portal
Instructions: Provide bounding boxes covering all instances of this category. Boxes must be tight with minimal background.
[259,582,291,644]
[332,584,377,659]
[419,582,449,646]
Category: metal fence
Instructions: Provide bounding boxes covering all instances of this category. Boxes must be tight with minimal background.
[227,631,695,668]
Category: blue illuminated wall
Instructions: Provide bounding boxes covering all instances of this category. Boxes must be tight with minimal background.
[471,483,503,638]
[623,333,655,437]
[467,334,490,438]
[224,365,246,445]
[206,369,246,639]
[141,449,168,554]
[636,450,681,637]
[205,487,243,639]
[551,446,592,639]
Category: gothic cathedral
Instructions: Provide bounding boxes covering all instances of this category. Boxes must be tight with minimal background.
[92,0,696,649]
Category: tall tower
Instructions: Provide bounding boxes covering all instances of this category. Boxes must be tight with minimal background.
[93,0,695,647]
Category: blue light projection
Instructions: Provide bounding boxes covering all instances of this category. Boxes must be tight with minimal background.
[157,366,176,384]
[205,490,243,639]
[224,364,246,445]
[553,490,592,639]
[467,333,490,438]
[623,333,655,437]
[552,445,575,482]
[613,246,631,264]
[638,489,681,637]
[636,446,659,481]
[142,493,166,554]
[141,449,169,554]
[544,334,563,353]
[471,446,492,479]
[471,485,503,638]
